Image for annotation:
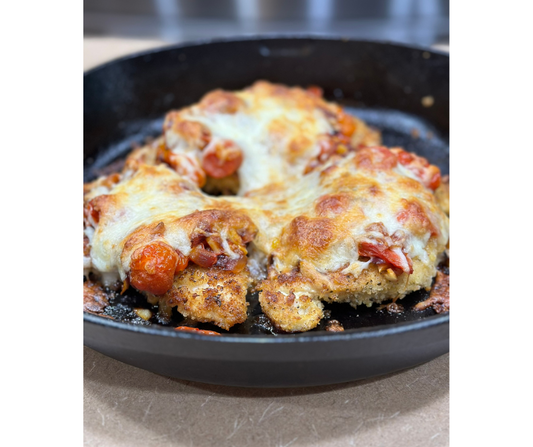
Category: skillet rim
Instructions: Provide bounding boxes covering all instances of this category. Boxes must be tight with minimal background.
[83,34,449,77]
[84,311,449,342]
[83,35,449,345]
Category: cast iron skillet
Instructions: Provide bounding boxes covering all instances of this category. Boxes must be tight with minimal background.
[84,37,449,387]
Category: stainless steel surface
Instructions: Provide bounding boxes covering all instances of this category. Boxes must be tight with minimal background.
[85,0,449,46]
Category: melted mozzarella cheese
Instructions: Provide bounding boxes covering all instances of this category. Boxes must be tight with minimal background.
[85,83,448,308]
[227,152,448,280]
[175,93,332,194]
[89,165,208,278]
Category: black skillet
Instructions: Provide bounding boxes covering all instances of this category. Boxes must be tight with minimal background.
[84,37,449,387]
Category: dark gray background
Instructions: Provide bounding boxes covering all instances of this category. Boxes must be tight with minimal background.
[85,0,449,47]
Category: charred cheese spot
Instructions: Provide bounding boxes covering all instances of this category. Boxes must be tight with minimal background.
[199,90,245,114]
[315,193,352,217]
[355,146,398,170]
[397,199,438,237]
[368,185,382,196]
[283,216,335,259]
[394,175,428,193]
[165,117,212,150]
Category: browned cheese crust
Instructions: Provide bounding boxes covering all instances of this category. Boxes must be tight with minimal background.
[83,81,449,332]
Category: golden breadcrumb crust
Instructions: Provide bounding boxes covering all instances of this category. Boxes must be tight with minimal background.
[83,81,449,332]
[159,266,250,330]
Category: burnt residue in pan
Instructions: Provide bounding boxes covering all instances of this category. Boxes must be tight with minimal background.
[84,256,449,335]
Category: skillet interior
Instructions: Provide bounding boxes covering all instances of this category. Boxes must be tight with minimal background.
[84,37,449,386]
[85,106,448,335]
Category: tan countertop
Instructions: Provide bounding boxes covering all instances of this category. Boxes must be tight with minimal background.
[84,37,449,447]
[84,348,449,446]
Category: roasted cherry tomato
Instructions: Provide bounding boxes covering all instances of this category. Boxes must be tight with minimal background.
[202,140,243,178]
[129,242,178,295]
[359,241,413,274]
[189,244,218,268]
